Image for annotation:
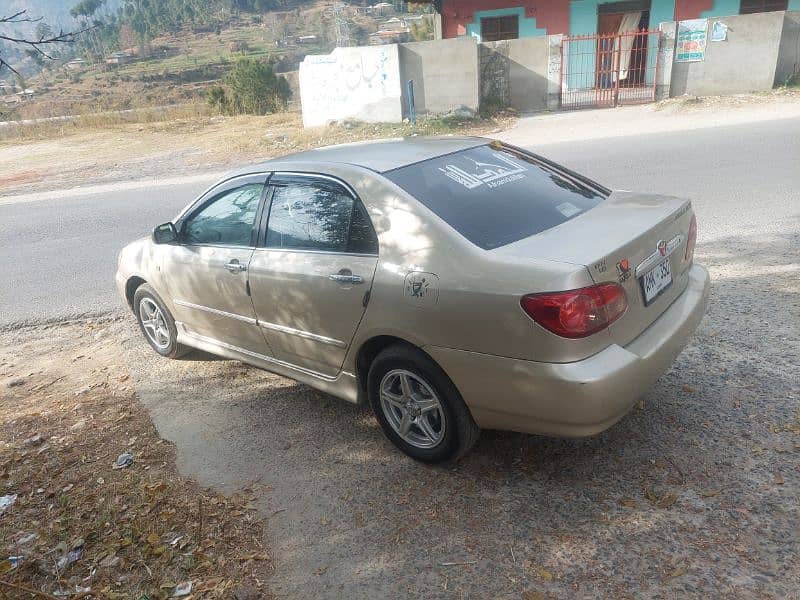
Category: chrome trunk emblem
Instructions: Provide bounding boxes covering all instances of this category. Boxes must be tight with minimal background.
[635,235,683,277]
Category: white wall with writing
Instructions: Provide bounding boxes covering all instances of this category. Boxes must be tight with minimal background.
[299,45,403,127]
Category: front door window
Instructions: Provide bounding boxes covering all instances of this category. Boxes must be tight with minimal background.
[183,183,263,247]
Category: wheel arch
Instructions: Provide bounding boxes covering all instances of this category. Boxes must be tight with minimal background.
[354,334,445,404]
[125,276,147,309]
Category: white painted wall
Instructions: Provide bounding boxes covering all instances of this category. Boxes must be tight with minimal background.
[299,45,403,127]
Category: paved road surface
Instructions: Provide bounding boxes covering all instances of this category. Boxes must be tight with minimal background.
[1,116,798,327]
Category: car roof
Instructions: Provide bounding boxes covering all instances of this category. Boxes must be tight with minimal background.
[230,136,490,175]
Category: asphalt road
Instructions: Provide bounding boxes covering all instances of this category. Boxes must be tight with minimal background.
[1,115,798,327]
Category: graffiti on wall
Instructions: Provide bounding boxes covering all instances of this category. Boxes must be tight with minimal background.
[299,45,403,127]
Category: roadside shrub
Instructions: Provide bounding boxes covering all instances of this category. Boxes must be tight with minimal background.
[206,85,227,112]
[206,58,291,115]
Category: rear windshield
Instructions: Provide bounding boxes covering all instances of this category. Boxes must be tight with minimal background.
[384,145,607,250]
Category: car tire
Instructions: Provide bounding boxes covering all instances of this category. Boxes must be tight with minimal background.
[133,283,190,359]
[367,344,480,463]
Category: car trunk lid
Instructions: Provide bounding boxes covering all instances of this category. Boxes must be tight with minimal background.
[494,191,696,347]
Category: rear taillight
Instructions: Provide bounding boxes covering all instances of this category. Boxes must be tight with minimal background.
[520,283,627,339]
[685,213,697,262]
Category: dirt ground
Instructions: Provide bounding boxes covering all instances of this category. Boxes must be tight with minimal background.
[115,233,800,599]
[0,111,514,198]
[0,318,271,599]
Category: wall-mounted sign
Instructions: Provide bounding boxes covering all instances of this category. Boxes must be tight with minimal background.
[676,19,708,62]
[711,21,728,42]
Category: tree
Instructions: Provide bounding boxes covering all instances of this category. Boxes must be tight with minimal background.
[206,84,227,112]
[71,0,105,19]
[0,10,87,75]
[209,58,291,115]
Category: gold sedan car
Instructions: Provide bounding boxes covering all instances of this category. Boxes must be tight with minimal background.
[116,137,710,462]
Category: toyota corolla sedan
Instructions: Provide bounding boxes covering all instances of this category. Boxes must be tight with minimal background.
[117,137,710,462]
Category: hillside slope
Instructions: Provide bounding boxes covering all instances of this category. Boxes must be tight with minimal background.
[4,0,122,28]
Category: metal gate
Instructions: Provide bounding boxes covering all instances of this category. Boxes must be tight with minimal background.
[560,29,661,110]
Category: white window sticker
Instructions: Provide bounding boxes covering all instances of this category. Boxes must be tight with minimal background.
[438,152,527,190]
[556,201,582,218]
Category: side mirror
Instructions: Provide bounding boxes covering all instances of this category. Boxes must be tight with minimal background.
[152,222,178,244]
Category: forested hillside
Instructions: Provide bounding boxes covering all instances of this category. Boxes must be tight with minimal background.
[4,0,122,28]
[1,0,431,120]
[2,0,307,78]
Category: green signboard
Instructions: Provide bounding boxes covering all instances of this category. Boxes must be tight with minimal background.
[676,19,708,63]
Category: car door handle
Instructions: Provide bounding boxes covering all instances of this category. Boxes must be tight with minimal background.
[329,273,364,284]
[224,260,247,273]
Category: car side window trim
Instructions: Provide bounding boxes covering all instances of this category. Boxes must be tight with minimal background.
[176,174,270,249]
[258,171,379,256]
[174,172,271,224]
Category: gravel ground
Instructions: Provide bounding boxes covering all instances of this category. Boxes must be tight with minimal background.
[112,116,800,598]
[118,232,799,598]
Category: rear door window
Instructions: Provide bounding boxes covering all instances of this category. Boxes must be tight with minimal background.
[264,175,378,254]
[384,145,607,250]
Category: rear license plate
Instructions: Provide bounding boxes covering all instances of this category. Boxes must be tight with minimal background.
[640,257,672,305]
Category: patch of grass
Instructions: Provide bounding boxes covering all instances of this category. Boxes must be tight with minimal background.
[0,103,212,142]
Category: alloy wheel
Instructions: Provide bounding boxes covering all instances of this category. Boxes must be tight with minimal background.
[138,297,170,350]
[379,369,446,449]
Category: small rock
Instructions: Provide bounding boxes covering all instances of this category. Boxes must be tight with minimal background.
[23,434,44,447]
[0,494,18,514]
[7,378,25,388]
[112,452,134,470]
[448,106,476,118]
[173,581,192,597]
[99,554,120,568]
[17,532,39,545]
[70,419,87,432]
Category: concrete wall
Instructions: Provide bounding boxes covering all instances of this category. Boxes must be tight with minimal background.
[299,45,402,127]
[670,11,786,96]
[775,11,800,85]
[479,37,552,112]
[398,38,479,116]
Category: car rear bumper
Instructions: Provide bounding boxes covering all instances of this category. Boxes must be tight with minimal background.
[425,264,711,437]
